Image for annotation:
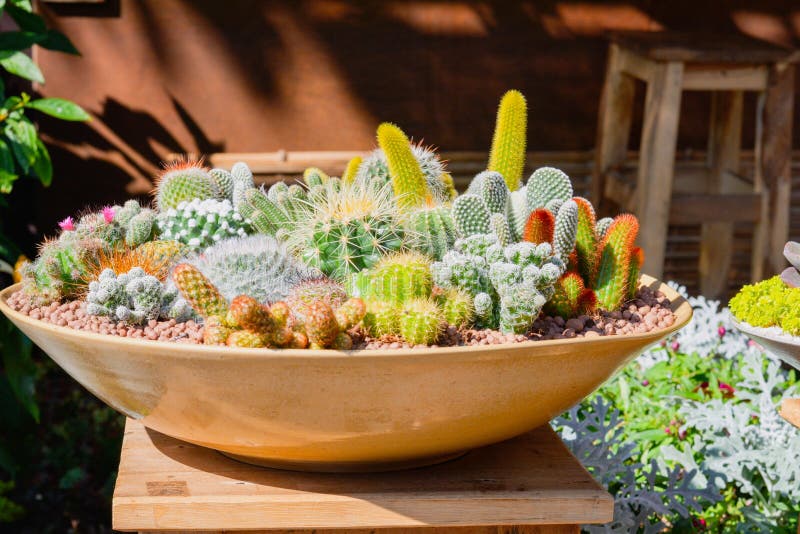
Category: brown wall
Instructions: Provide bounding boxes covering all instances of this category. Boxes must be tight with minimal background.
[9,0,800,249]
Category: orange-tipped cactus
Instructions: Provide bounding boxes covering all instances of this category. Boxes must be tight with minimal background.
[303,301,341,349]
[226,330,268,348]
[172,263,228,318]
[522,209,555,244]
[594,214,639,311]
[545,272,597,319]
[203,315,233,345]
[335,298,366,330]
[229,295,273,332]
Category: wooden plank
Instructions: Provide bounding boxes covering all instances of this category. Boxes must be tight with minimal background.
[141,527,579,534]
[616,46,655,82]
[670,193,760,224]
[761,62,795,276]
[113,420,613,532]
[699,91,743,298]
[681,66,767,91]
[593,43,636,209]
[636,60,684,279]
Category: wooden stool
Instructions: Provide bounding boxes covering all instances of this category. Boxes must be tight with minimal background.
[593,31,798,297]
[112,419,613,533]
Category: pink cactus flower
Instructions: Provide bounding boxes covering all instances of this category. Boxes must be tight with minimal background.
[58,216,75,231]
[102,206,115,223]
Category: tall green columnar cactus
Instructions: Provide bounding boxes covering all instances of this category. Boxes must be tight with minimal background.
[553,200,578,262]
[526,167,573,212]
[172,263,229,318]
[347,252,432,305]
[406,205,457,260]
[478,171,509,214]
[377,123,428,210]
[156,159,223,211]
[594,214,639,310]
[573,197,598,284]
[488,90,527,191]
[452,194,490,237]
[241,188,289,236]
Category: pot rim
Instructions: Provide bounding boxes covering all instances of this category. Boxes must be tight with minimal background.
[0,275,692,361]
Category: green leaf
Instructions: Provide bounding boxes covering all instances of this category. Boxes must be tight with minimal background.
[0,51,43,83]
[7,4,44,33]
[0,31,42,52]
[0,138,15,175]
[0,169,18,194]
[31,137,51,186]
[58,466,86,489]
[28,98,89,121]
[0,316,39,422]
[4,118,38,173]
[39,29,79,56]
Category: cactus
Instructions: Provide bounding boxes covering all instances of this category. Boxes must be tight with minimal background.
[125,209,158,247]
[303,167,328,188]
[479,171,509,214]
[229,295,274,332]
[133,240,189,274]
[356,143,450,203]
[398,299,442,345]
[405,205,456,261]
[347,251,432,305]
[544,272,597,320]
[209,168,234,199]
[156,198,250,251]
[302,299,365,349]
[526,167,573,212]
[522,208,555,244]
[490,212,511,247]
[155,159,223,211]
[21,237,99,304]
[377,122,428,210]
[286,279,348,320]
[343,156,362,183]
[488,90,527,191]
[185,235,321,304]
[594,214,639,311]
[452,194,490,237]
[553,199,578,262]
[431,236,565,332]
[86,267,193,325]
[241,187,290,236]
[507,187,529,239]
[203,315,234,345]
[573,197,598,285]
[231,162,255,209]
[287,177,404,280]
[172,263,229,318]
[596,217,613,239]
[435,288,475,327]
[362,299,399,337]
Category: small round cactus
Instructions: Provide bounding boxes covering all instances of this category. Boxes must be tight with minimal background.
[156,159,224,211]
[399,299,443,346]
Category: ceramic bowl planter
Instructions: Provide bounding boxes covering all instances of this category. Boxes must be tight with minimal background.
[0,275,691,472]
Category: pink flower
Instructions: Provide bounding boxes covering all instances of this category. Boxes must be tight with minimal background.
[719,382,735,396]
[718,326,727,337]
[670,341,680,351]
[58,216,74,231]
[102,206,115,223]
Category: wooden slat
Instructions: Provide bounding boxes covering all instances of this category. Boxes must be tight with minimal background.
[681,65,768,91]
[112,420,613,532]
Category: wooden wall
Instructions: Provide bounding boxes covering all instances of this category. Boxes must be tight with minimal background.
[5,0,800,295]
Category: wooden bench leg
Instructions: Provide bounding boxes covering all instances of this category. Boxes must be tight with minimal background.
[593,43,636,211]
[759,62,795,276]
[636,61,684,280]
[699,91,743,298]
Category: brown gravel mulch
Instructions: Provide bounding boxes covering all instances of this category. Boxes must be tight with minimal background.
[7,285,675,350]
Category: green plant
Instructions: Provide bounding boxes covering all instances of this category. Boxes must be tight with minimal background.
[155,159,224,211]
[171,263,229,319]
[405,205,456,261]
[347,251,432,305]
[398,298,443,345]
[376,122,428,210]
[156,198,250,251]
[184,235,321,305]
[487,90,527,191]
[288,177,405,280]
[356,142,450,203]
[85,267,192,324]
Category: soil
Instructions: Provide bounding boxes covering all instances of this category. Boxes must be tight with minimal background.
[7,285,675,349]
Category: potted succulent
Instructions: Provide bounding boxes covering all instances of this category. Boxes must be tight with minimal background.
[731,241,800,369]
[0,90,691,471]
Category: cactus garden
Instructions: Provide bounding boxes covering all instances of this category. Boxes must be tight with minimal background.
[6,90,676,350]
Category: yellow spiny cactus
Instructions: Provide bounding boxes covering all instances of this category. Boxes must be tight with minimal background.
[343,156,362,184]
[377,122,428,211]
[488,90,527,191]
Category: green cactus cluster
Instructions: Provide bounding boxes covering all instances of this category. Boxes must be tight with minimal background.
[405,205,457,261]
[430,235,565,333]
[172,263,365,349]
[347,252,471,345]
[156,198,251,251]
[110,200,159,247]
[183,235,322,305]
[85,267,193,325]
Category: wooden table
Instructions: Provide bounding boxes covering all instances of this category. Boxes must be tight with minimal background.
[112,420,613,533]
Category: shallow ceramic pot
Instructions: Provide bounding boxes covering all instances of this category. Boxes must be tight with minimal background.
[733,320,800,370]
[0,275,690,472]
